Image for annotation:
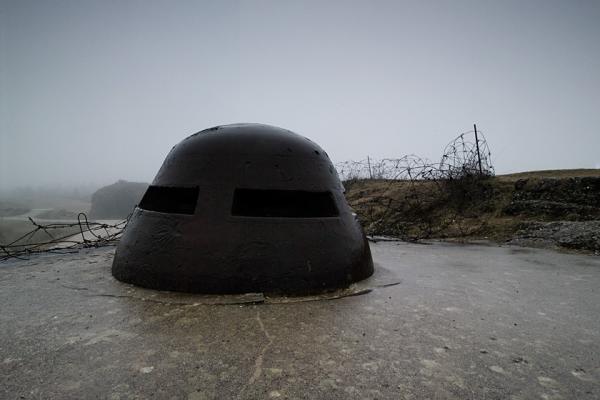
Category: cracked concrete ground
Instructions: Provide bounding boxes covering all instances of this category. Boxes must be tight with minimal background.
[1,242,599,399]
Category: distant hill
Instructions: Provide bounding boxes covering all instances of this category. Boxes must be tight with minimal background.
[36,209,80,220]
[89,180,148,219]
[0,200,30,217]
[497,169,600,180]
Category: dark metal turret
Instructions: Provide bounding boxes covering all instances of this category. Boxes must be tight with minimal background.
[112,123,373,293]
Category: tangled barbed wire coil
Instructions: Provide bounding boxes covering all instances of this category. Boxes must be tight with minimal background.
[439,129,494,180]
[335,129,493,182]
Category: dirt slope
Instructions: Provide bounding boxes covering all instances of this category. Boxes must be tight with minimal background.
[344,169,600,252]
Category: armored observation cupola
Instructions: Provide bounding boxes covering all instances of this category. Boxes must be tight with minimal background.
[112,123,373,293]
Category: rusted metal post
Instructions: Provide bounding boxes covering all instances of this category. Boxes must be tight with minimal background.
[474,124,483,175]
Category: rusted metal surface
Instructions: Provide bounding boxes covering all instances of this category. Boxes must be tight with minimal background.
[112,124,374,293]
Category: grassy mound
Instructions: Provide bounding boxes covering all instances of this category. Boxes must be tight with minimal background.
[344,169,600,251]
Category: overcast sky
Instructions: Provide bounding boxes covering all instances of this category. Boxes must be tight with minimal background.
[1,0,599,189]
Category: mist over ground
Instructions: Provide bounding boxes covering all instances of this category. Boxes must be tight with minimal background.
[1,0,599,193]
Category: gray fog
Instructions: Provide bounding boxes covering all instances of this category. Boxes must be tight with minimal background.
[1,0,599,190]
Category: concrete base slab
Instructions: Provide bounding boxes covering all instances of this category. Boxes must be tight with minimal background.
[1,242,599,399]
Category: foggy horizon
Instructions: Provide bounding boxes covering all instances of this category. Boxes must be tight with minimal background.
[1,0,599,190]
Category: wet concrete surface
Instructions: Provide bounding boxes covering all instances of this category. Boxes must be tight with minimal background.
[1,242,599,399]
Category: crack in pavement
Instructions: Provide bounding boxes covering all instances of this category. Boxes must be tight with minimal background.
[249,310,273,385]
[237,310,274,399]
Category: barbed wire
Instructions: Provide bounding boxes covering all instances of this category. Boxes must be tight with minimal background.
[335,130,493,182]
[439,129,494,180]
[0,213,129,261]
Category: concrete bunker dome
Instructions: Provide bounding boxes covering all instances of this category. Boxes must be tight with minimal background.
[112,123,374,293]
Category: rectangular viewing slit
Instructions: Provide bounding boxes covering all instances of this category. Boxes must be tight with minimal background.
[232,189,339,218]
[139,186,199,215]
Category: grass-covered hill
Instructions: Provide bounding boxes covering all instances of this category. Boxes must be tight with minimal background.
[344,169,600,253]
